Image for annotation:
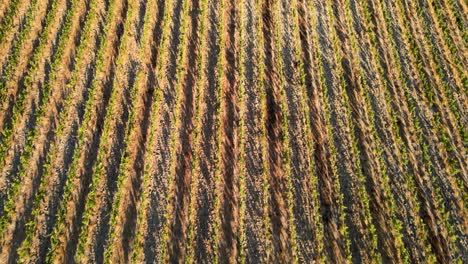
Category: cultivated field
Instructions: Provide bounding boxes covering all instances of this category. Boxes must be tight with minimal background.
[0,0,466,263]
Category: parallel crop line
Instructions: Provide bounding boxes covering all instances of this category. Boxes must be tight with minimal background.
[272,0,298,261]
[0,0,40,105]
[211,0,227,260]
[0,0,25,47]
[74,0,139,261]
[185,0,210,260]
[0,0,41,157]
[102,0,157,261]
[409,0,467,198]
[306,1,350,262]
[361,0,435,261]
[383,0,454,261]
[291,0,325,259]
[254,0,271,260]
[0,0,65,199]
[214,0,240,260]
[0,0,83,241]
[45,0,124,260]
[15,0,102,260]
[236,0,247,261]
[372,2,438,261]
[327,1,384,261]
[129,0,174,262]
[158,0,192,259]
[394,1,465,260]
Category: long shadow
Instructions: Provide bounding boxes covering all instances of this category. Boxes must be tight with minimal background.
[58,1,129,261]
[329,3,376,263]
[279,0,319,261]
[136,0,148,43]
[162,0,185,110]
[5,115,54,263]
[193,0,219,261]
[140,0,182,261]
[118,64,155,262]
[167,0,200,261]
[309,2,348,262]
[115,1,167,261]
[92,58,136,264]
[351,1,425,262]
[7,0,96,255]
[0,0,55,127]
[3,0,74,177]
[382,0,454,262]
[414,0,465,237]
[217,0,238,260]
[242,1,267,261]
[262,0,292,260]
[0,0,64,207]
[4,0,95,259]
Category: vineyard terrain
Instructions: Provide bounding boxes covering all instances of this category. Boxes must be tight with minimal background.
[0,0,466,263]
